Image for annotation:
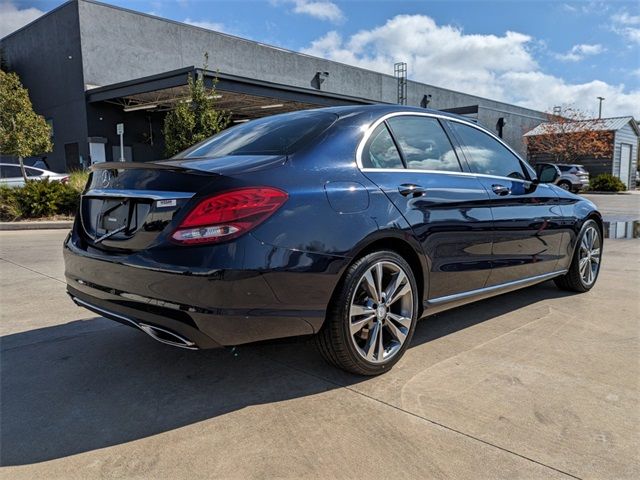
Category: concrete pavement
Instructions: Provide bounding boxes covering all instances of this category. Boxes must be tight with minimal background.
[1,229,639,479]
[582,193,640,222]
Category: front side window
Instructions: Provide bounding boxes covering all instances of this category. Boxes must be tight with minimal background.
[450,121,527,179]
[387,116,461,172]
[363,123,404,169]
[0,166,22,179]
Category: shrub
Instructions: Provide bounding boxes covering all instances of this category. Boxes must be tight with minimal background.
[11,179,79,218]
[0,177,83,221]
[0,185,21,221]
[589,174,627,192]
[68,170,90,193]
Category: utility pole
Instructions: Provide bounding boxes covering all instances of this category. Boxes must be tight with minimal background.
[597,97,605,119]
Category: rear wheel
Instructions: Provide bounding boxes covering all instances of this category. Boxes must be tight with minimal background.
[554,219,602,292]
[316,251,419,375]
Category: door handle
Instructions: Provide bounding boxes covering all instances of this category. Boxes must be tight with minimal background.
[398,184,426,197]
[491,184,511,196]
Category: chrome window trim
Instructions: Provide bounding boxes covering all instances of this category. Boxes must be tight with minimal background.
[360,168,535,185]
[355,111,535,183]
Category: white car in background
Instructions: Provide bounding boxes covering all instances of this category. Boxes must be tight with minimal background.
[0,163,69,188]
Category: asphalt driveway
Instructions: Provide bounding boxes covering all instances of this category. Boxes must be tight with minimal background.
[1,229,638,479]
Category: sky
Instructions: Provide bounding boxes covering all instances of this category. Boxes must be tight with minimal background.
[1,0,639,117]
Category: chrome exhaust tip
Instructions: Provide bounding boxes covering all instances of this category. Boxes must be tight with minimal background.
[138,323,198,350]
[70,295,198,350]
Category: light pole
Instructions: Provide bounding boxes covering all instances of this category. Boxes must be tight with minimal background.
[597,96,605,119]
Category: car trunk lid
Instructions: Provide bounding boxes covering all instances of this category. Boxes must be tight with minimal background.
[79,161,228,251]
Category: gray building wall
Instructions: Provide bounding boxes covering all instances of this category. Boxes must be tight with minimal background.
[76,0,546,156]
[613,123,638,189]
[2,0,549,170]
[0,2,87,172]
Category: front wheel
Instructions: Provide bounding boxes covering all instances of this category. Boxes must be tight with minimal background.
[558,180,572,191]
[316,251,419,375]
[554,219,602,292]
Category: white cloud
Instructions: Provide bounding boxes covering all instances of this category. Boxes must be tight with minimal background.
[302,14,640,117]
[183,18,226,33]
[501,72,640,118]
[612,12,640,25]
[611,10,640,44]
[0,1,45,38]
[275,0,344,23]
[555,43,605,62]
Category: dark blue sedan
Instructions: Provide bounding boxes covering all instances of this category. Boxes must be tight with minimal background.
[64,105,603,375]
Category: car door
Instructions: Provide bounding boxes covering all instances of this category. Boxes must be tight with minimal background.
[0,165,26,187]
[359,114,494,300]
[447,120,566,286]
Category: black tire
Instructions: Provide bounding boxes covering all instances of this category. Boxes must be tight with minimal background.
[558,180,572,191]
[554,219,602,292]
[316,250,419,376]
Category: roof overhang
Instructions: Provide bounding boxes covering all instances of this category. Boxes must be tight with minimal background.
[86,67,380,119]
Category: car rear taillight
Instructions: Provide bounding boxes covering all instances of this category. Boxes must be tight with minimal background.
[60,176,69,184]
[171,187,288,245]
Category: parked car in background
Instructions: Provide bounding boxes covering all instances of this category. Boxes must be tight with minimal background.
[0,163,69,188]
[64,106,603,375]
[534,163,589,192]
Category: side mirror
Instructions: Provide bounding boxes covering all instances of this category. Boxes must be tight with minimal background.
[538,165,560,184]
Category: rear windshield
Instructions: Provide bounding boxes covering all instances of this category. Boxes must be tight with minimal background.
[558,165,585,173]
[174,110,338,159]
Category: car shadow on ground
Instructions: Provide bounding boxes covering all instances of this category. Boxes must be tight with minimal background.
[1,281,572,466]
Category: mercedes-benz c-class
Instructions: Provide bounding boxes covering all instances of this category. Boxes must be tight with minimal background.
[64,106,603,375]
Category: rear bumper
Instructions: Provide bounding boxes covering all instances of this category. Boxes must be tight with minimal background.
[64,231,347,348]
[573,178,590,190]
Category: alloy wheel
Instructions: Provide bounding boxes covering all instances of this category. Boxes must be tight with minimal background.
[348,261,414,364]
[579,225,601,286]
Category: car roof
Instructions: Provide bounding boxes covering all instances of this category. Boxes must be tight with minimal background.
[0,163,52,173]
[0,163,42,169]
[315,104,472,123]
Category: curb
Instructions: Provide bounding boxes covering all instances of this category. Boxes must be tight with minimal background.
[582,191,633,195]
[0,221,73,231]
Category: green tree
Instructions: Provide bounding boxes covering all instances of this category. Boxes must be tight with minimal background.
[163,58,230,157]
[0,69,53,180]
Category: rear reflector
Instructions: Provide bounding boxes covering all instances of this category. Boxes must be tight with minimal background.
[171,187,287,245]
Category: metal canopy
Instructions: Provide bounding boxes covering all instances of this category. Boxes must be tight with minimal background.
[86,67,376,120]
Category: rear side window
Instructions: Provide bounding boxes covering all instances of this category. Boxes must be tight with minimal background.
[25,167,43,177]
[387,116,461,172]
[362,124,404,169]
[176,110,337,159]
[450,121,527,180]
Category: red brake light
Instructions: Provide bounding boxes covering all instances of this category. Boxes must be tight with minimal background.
[171,187,288,245]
